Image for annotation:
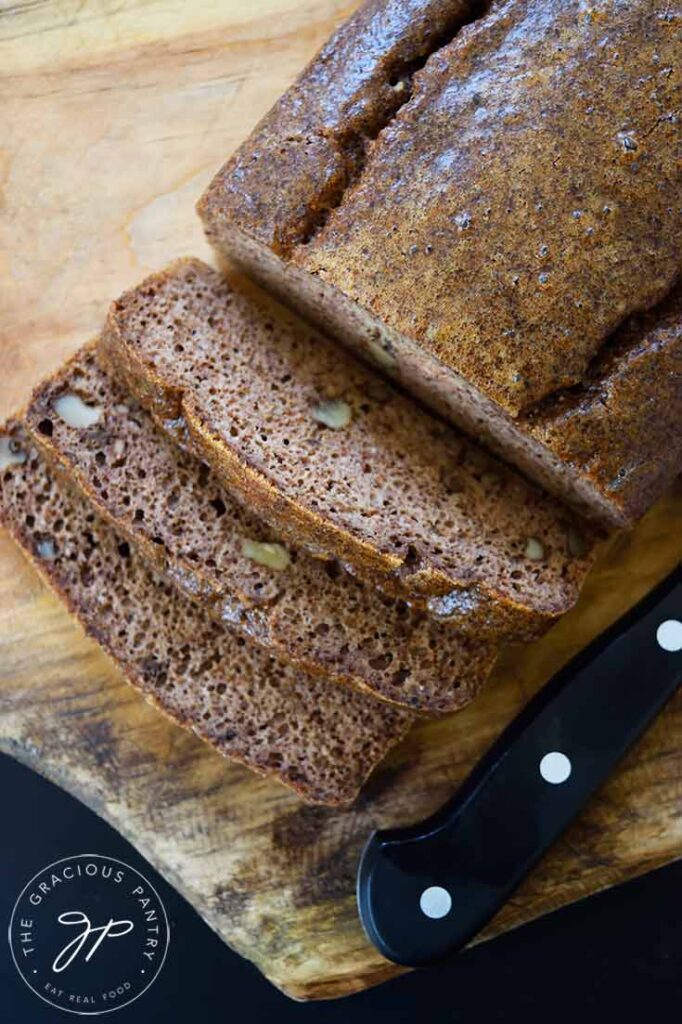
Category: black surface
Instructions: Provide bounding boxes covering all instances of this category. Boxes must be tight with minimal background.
[1,753,681,1022]
[359,568,682,966]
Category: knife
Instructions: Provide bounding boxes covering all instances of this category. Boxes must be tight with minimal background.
[357,564,682,967]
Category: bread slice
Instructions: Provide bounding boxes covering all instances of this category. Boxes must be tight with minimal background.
[100,258,596,642]
[198,0,681,526]
[24,346,497,714]
[0,422,413,805]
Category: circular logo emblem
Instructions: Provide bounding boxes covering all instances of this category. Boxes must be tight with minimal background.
[8,854,170,1016]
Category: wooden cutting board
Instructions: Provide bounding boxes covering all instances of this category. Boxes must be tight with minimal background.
[1,0,681,1002]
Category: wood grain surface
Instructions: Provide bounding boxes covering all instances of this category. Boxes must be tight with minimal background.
[1,0,681,1002]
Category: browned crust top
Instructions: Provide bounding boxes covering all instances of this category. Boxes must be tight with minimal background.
[197,0,476,255]
[202,0,681,416]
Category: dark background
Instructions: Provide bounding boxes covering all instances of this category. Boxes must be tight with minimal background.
[1,754,680,1022]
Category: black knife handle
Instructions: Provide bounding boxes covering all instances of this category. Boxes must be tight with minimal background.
[357,566,682,967]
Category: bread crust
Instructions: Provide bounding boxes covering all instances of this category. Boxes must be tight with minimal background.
[197,0,477,255]
[199,0,682,526]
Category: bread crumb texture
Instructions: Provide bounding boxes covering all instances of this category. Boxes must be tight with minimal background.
[0,423,413,805]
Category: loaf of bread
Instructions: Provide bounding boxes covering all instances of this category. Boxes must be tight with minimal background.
[198,0,682,526]
[0,423,413,804]
[100,258,595,642]
[25,345,497,713]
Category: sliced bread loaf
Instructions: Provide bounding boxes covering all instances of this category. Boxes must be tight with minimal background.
[198,0,681,526]
[24,346,497,713]
[0,422,413,805]
[100,258,596,641]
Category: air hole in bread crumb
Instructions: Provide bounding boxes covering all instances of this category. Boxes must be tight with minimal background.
[210,498,226,518]
[80,566,94,586]
[370,653,393,671]
[38,419,53,437]
[403,545,420,569]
